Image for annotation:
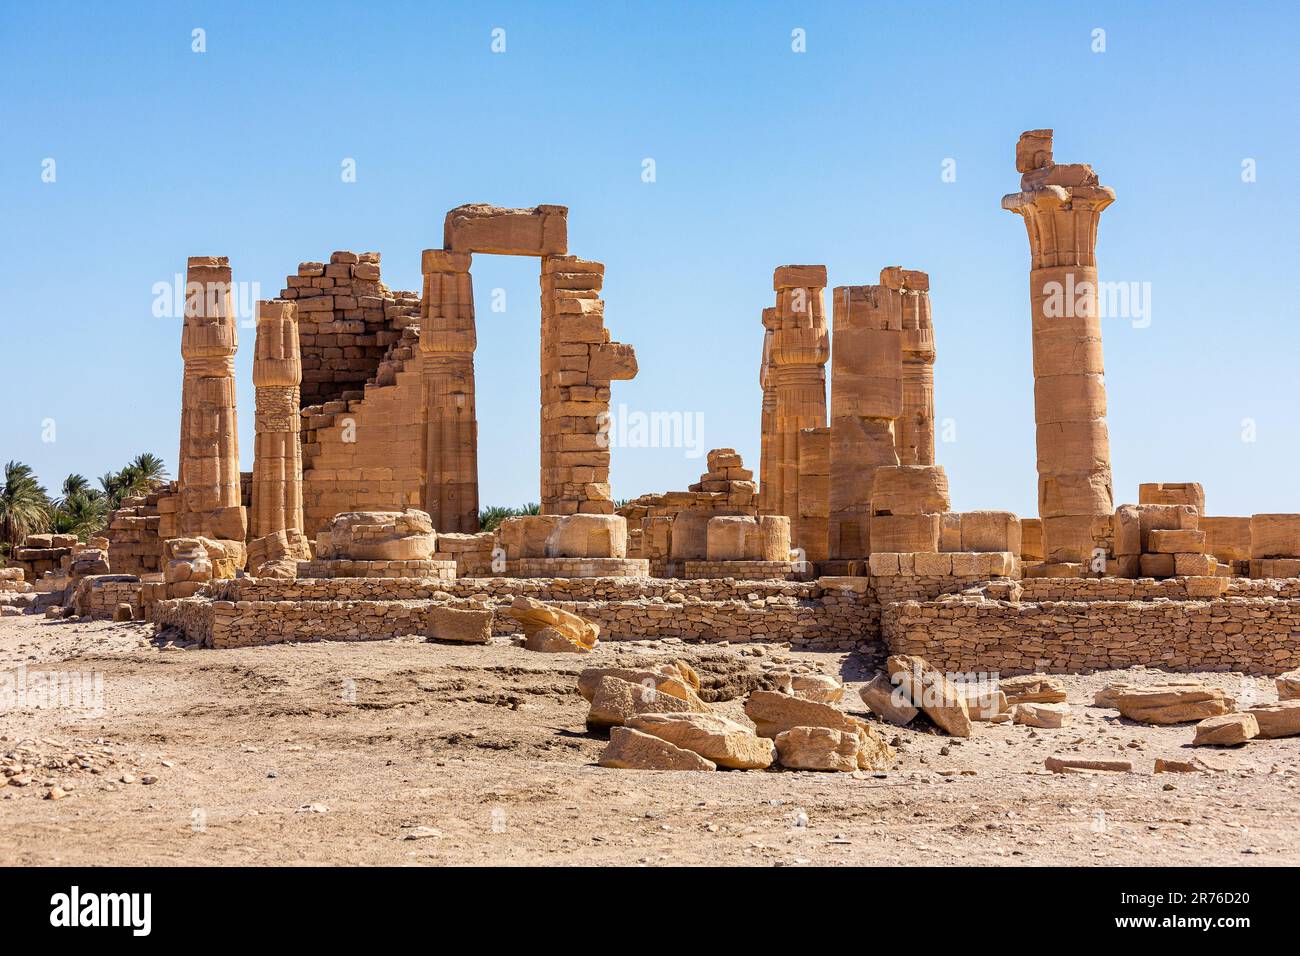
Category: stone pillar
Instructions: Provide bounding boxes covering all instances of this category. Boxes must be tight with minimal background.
[250,299,304,539]
[1003,129,1117,563]
[883,267,935,466]
[178,256,246,545]
[540,255,637,515]
[828,282,902,560]
[767,265,829,556]
[797,426,830,563]
[757,310,779,515]
[419,250,480,533]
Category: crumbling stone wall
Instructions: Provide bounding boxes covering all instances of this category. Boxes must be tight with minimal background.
[280,251,420,408]
[156,576,880,652]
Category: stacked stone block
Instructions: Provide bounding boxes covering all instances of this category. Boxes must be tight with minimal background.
[539,255,637,515]
[828,281,902,561]
[796,427,830,563]
[869,465,950,554]
[1111,503,1218,579]
[105,489,170,575]
[280,251,419,408]
[618,449,759,577]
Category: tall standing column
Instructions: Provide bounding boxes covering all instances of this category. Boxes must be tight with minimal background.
[1003,129,1117,564]
[757,309,779,514]
[768,265,829,557]
[883,267,936,466]
[419,249,480,532]
[178,256,246,545]
[828,281,902,559]
[250,299,303,538]
[540,256,636,516]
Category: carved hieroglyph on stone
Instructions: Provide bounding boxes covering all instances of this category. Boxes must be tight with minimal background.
[828,281,902,559]
[250,300,304,539]
[765,265,829,557]
[177,256,247,547]
[419,249,480,533]
[1003,130,1117,563]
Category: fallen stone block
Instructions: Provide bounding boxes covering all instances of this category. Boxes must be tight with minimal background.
[1045,756,1132,773]
[775,726,860,772]
[744,690,895,768]
[1001,673,1067,706]
[577,661,701,703]
[1192,713,1258,746]
[886,654,972,737]
[1013,702,1070,728]
[598,727,716,771]
[627,713,776,770]
[788,673,844,703]
[1245,701,1300,739]
[858,674,918,726]
[1276,669,1300,701]
[586,675,700,729]
[1116,684,1234,725]
[508,595,599,652]
[426,605,492,644]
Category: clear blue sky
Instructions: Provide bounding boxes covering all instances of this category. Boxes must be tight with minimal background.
[3,1,1298,518]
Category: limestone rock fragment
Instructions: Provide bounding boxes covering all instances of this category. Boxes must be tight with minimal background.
[1001,674,1067,706]
[886,654,972,738]
[1115,684,1234,725]
[858,674,918,726]
[507,596,599,652]
[626,713,776,770]
[1192,713,1258,746]
[1013,702,1070,728]
[775,726,860,772]
[598,727,716,772]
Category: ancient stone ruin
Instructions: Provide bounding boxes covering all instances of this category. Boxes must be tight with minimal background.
[6,136,1296,750]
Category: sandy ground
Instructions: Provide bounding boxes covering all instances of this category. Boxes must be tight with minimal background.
[0,612,1297,867]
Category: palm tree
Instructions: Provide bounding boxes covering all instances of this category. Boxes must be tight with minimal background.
[477,502,542,532]
[48,491,108,540]
[56,473,91,507]
[0,461,51,556]
[129,453,168,485]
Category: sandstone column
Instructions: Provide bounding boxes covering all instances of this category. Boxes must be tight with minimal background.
[828,280,902,559]
[178,256,246,545]
[767,265,829,556]
[757,311,778,514]
[419,249,480,533]
[1003,129,1117,564]
[250,299,304,538]
[883,267,936,466]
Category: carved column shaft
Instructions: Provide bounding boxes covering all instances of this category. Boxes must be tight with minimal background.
[768,265,829,558]
[1003,129,1116,564]
[251,299,303,538]
[178,255,246,544]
